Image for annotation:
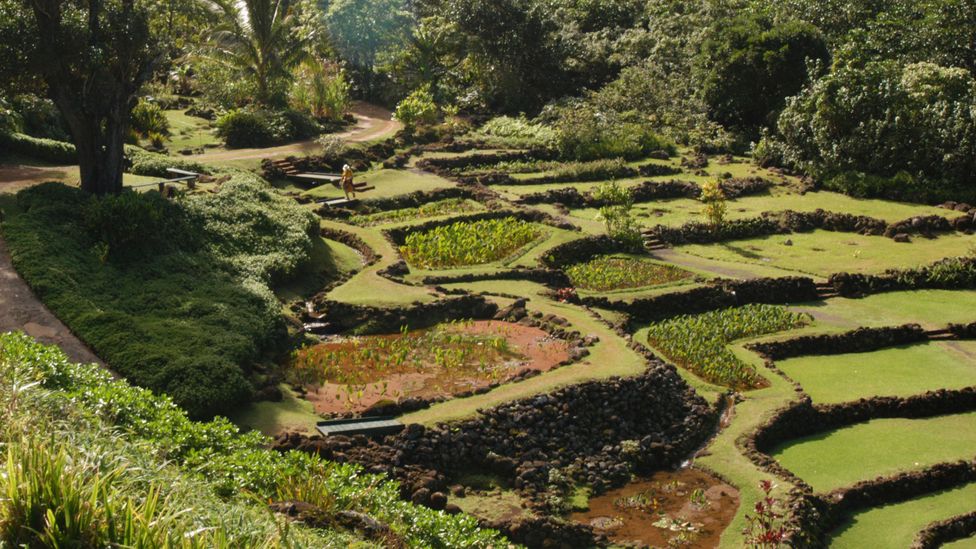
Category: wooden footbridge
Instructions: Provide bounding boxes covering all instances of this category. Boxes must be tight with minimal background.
[316,417,404,438]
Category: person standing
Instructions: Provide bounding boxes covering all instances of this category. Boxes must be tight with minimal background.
[341,164,356,200]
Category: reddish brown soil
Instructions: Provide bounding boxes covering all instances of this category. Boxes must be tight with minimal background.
[571,468,739,548]
[301,320,570,415]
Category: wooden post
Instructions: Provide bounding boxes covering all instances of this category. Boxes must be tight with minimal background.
[158,182,165,193]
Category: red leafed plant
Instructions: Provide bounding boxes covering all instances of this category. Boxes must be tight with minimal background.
[743,480,793,548]
[554,287,578,303]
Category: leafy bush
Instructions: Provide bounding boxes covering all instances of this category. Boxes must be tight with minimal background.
[394,85,439,131]
[773,60,976,201]
[594,181,643,249]
[130,100,170,137]
[697,16,829,136]
[0,333,507,547]
[2,174,315,418]
[566,255,693,291]
[469,115,557,148]
[216,108,321,148]
[554,104,674,161]
[0,132,76,163]
[8,94,69,141]
[400,217,542,268]
[646,304,809,389]
[124,145,208,177]
[290,60,351,121]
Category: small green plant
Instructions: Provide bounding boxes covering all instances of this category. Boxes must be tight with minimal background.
[594,181,642,249]
[700,180,727,227]
[394,85,439,131]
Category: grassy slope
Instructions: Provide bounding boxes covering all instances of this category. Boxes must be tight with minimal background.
[793,290,976,330]
[274,235,363,304]
[771,411,976,492]
[829,482,976,548]
[677,230,976,277]
[779,341,976,403]
[164,109,220,151]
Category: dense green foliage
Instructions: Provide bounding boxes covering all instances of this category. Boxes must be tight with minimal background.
[768,60,976,202]
[215,108,320,148]
[0,332,507,547]
[646,304,809,389]
[466,115,557,148]
[565,255,693,292]
[1,174,316,418]
[697,16,829,137]
[0,132,75,163]
[400,217,542,269]
[554,105,674,161]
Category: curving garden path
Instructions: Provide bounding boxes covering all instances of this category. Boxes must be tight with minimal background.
[0,237,102,366]
[188,102,401,164]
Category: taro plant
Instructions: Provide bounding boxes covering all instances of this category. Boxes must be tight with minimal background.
[646,304,808,389]
[565,255,693,292]
[400,217,541,269]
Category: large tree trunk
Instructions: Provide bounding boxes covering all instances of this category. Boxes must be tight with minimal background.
[27,0,155,196]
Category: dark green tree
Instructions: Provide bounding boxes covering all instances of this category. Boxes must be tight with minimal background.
[0,0,161,195]
[697,16,829,138]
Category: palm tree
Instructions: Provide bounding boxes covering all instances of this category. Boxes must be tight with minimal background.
[203,0,314,106]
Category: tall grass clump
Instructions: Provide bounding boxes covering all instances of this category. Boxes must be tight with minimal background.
[468,115,557,148]
[400,218,542,269]
[646,304,809,389]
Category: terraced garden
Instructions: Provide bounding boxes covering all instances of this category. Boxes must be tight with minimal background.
[5,119,976,548]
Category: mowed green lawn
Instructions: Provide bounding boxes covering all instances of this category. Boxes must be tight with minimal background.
[677,230,976,276]
[943,536,976,548]
[829,482,976,548]
[610,190,952,229]
[303,168,455,200]
[793,290,976,330]
[772,411,976,492]
[779,341,976,404]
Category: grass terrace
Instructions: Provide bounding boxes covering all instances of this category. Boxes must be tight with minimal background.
[771,411,976,492]
[778,341,976,403]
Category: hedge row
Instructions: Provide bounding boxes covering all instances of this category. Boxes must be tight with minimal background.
[0,132,76,163]
[827,255,976,297]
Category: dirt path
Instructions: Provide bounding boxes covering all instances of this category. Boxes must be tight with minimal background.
[0,164,76,193]
[189,102,401,163]
[0,237,103,365]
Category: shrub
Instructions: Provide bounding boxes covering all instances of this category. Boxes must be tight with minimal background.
[130,100,170,137]
[394,85,439,131]
[215,109,321,148]
[646,304,809,389]
[554,104,674,161]
[0,132,76,163]
[773,60,976,202]
[215,109,277,148]
[289,61,351,121]
[3,173,315,418]
[400,217,542,269]
[697,16,829,137]
[594,181,643,249]
[469,115,557,148]
[124,146,208,177]
[9,94,69,141]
